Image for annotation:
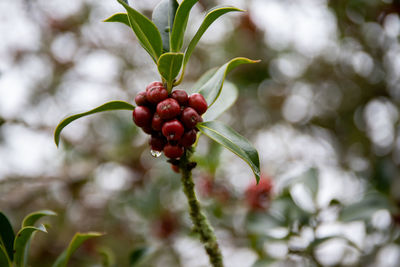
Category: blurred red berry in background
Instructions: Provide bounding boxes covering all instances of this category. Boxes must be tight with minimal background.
[245,176,273,211]
[153,212,179,240]
[198,176,231,203]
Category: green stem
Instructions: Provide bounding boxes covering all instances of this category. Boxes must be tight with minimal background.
[179,150,224,267]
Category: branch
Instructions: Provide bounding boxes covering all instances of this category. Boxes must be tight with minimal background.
[179,150,224,267]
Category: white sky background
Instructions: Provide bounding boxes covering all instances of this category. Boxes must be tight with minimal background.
[0,0,398,266]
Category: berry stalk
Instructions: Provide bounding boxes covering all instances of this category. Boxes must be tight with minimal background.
[179,150,224,267]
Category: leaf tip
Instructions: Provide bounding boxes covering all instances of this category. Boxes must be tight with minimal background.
[54,132,60,148]
[45,210,58,217]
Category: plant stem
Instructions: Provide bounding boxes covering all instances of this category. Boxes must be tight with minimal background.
[179,150,224,267]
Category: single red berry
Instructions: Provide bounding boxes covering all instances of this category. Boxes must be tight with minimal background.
[146,85,168,104]
[163,144,184,158]
[141,125,153,135]
[245,177,273,211]
[198,176,230,202]
[213,184,231,203]
[162,119,184,141]
[198,177,214,197]
[171,164,180,173]
[181,107,202,129]
[188,93,208,115]
[146,81,164,91]
[151,113,164,131]
[149,135,167,151]
[132,106,152,127]
[156,98,181,120]
[171,90,188,106]
[135,91,148,106]
[153,212,179,239]
[179,129,197,147]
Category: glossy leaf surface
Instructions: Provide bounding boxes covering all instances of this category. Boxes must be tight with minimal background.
[202,81,238,121]
[14,225,47,267]
[157,52,184,87]
[22,210,57,228]
[0,244,11,267]
[117,0,163,61]
[197,121,260,182]
[191,68,217,92]
[54,101,135,147]
[170,0,198,52]
[0,212,14,261]
[152,0,179,52]
[198,57,259,107]
[103,13,130,27]
[183,7,242,70]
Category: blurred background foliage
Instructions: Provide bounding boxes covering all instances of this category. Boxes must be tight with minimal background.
[1,0,400,266]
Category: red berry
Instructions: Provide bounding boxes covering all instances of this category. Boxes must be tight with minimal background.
[132,106,152,127]
[181,107,202,129]
[135,91,148,106]
[245,177,273,211]
[171,90,188,106]
[146,81,164,91]
[163,144,184,158]
[162,119,184,141]
[149,135,166,151]
[188,93,208,115]
[151,113,164,131]
[146,85,168,104]
[198,177,214,197]
[171,164,180,173]
[153,212,179,239]
[141,125,153,135]
[179,129,197,147]
[156,98,181,120]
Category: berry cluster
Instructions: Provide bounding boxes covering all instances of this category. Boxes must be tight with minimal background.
[132,81,207,159]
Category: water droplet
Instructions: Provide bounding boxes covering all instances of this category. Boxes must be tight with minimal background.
[150,150,162,158]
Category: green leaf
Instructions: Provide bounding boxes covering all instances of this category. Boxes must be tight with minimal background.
[0,212,15,261]
[157,52,184,89]
[129,247,149,266]
[22,210,57,228]
[170,0,198,52]
[52,232,103,267]
[117,0,163,62]
[197,57,259,107]
[183,7,243,70]
[14,225,47,267]
[202,81,238,121]
[54,100,135,147]
[197,121,260,182]
[191,67,218,92]
[103,13,130,27]
[152,0,179,52]
[0,245,11,267]
[98,247,115,267]
[339,192,394,222]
